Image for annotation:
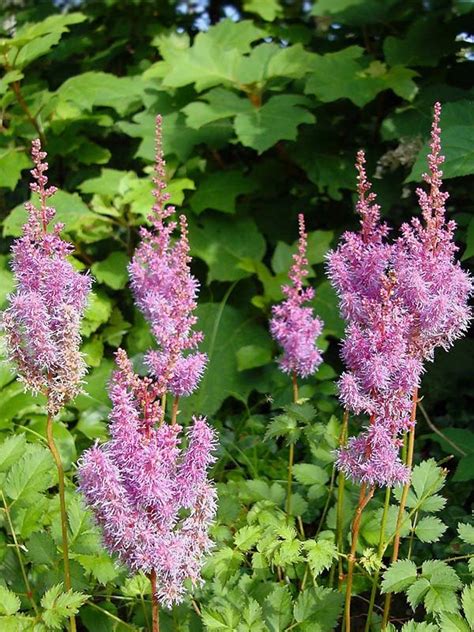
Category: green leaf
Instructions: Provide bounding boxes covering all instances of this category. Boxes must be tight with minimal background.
[381,559,418,594]
[0,586,21,615]
[312,280,345,338]
[0,148,30,190]
[383,17,454,68]
[462,584,474,628]
[236,344,272,371]
[458,523,474,546]
[4,444,55,502]
[57,71,144,115]
[26,532,58,566]
[81,291,114,337]
[293,587,343,630]
[401,622,439,632]
[0,434,27,472]
[293,463,329,486]
[41,584,88,630]
[234,525,262,551]
[264,414,300,444]
[234,95,315,153]
[190,170,257,214]
[415,516,447,543]
[162,20,265,91]
[438,612,471,632]
[244,0,281,21]
[408,459,445,508]
[421,560,461,615]
[462,218,474,261]
[211,547,244,587]
[91,252,129,290]
[311,0,399,26]
[305,46,417,106]
[190,215,266,283]
[75,554,119,584]
[183,88,253,129]
[303,538,338,577]
[263,585,293,632]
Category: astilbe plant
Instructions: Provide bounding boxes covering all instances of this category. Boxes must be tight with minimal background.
[328,103,473,631]
[270,213,324,516]
[78,116,217,628]
[2,139,92,632]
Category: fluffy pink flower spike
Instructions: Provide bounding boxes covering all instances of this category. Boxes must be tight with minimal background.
[328,103,472,488]
[129,115,207,397]
[2,139,92,415]
[270,214,324,378]
[79,116,218,609]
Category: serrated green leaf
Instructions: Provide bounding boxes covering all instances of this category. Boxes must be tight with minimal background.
[244,0,281,21]
[91,252,129,290]
[57,71,144,115]
[0,586,21,615]
[75,554,119,584]
[4,444,55,502]
[303,538,338,577]
[81,291,113,337]
[438,612,471,632]
[0,148,30,190]
[415,516,447,543]
[190,215,266,283]
[293,463,329,486]
[0,434,26,472]
[381,559,418,594]
[26,532,58,566]
[401,622,439,632]
[263,585,293,632]
[264,415,300,444]
[234,95,314,153]
[458,523,474,546]
[41,584,88,629]
[234,525,262,551]
[183,87,252,129]
[190,170,257,214]
[462,584,474,627]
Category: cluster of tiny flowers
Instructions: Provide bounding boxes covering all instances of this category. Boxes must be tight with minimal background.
[2,140,92,416]
[79,115,218,608]
[328,103,472,487]
[78,350,217,608]
[129,116,206,397]
[393,102,472,360]
[270,214,324,378]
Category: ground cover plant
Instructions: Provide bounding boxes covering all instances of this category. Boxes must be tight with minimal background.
[0,1,474,631]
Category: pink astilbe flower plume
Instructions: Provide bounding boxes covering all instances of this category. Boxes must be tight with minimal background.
[393,102,473,359]
[78,350,217,608]
[2,140,92,415]
[328,104,472,488]
[270,214,324,378]
[129,116,206,397]
[79,116,217,610]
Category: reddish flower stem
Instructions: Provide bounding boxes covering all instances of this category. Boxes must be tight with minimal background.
[150,569,160,632]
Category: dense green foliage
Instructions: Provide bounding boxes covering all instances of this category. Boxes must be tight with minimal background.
[0,0,473,630]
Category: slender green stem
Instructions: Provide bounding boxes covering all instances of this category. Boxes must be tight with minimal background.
[46,414,76,632]
[1,490,39,615]
[286,374,299,520]
[364,487,391,632]
[407,510,419,560]
[382,388,418,629]
[343,484,375,632]
[86,602,137,629]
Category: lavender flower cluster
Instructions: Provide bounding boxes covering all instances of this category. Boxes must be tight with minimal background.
[78,350,217,607]
[270,214,324,378]
[2,140,92,416]
[129,117,207,397]
[78,116,217,608]
[328,103,472,487]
